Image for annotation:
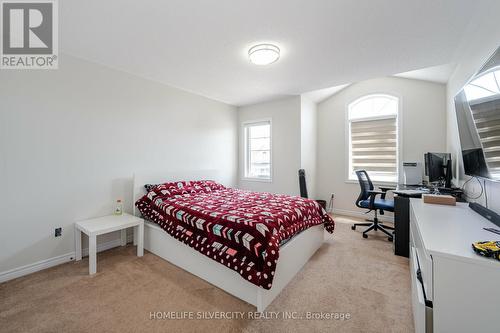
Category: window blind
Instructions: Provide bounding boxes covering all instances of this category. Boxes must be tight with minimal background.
[350,117,397,180]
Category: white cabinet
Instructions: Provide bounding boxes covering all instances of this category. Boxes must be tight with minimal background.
[410,246,432,333]
[410,199,500,332]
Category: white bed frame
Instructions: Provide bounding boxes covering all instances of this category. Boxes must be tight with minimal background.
[132,170,324,311]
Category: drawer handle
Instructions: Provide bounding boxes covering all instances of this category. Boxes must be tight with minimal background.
[416,268,423,284]
[416,269,433,308]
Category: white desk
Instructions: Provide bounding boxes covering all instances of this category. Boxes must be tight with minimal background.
[75,213,144,274]
[410,199,500,332]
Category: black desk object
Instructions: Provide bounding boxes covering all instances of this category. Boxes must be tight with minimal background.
[392,185,464,258]
[469,202,500,228]
[394,195,411,257]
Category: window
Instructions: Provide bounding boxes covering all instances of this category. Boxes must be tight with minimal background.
[347,94,399,183]
[243,120,272,180]
[464,67,500,103]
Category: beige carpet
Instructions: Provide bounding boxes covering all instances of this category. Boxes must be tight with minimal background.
[0,216,413,333]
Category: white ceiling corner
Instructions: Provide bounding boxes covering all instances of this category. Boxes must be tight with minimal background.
[394,63,457,84]
[302,84,350,104]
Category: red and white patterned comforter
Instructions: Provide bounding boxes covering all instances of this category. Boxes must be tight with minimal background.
[135,180,334,289]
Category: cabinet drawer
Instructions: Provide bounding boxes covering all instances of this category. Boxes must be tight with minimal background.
[410,246,433,333]
[410,206,433,301]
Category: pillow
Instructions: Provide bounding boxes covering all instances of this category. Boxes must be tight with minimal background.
[144,181,203,192]
[147,180,225,197]
[144,184,158,192]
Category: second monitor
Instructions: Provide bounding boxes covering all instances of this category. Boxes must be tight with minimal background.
[424,152,452,188]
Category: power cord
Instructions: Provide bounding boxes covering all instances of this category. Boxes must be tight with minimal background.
[327,194,334,213]
[484,179,488,209]
[461,176,483,200]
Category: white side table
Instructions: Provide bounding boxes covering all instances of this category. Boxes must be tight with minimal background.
[75,213,144,275]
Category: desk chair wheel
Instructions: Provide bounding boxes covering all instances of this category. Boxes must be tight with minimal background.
[388,237,393,242]
[362,233,368,239]
[351,225,356,230]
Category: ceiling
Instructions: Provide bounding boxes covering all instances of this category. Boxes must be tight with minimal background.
[394,63,457,84]
[61,0,483,106]
[303,63,456,103]
[302,84,350,104]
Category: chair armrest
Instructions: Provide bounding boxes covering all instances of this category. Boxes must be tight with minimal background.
[367,190,385,195]
[378,187,395,199]
[367,190,385,208]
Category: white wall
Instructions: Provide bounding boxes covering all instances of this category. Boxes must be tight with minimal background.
[446,2,500,213]
[300,96,318,198]
[316,77,447,215]
[0,54,237,275]
[237,96,301,195]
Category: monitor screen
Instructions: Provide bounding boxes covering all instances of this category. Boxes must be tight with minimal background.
[425,152,452,184]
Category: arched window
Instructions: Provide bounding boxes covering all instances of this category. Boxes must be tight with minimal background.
[347,94,399,183]
[464,67,500,103]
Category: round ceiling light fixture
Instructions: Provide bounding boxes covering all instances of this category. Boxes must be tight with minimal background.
[248,43,280,65]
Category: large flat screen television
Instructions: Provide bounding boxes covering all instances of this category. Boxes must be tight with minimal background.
[454,46,500,180]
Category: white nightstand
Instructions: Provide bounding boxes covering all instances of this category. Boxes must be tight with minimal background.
[75,213,144,275]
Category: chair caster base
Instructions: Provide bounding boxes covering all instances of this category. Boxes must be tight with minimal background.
[351,225,356,230]
[362,234,368,239]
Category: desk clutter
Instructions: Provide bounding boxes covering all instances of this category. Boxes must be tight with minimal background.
[472,241,500,261]
[422,194,456,206]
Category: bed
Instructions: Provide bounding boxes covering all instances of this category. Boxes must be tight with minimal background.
[132,170,334,311]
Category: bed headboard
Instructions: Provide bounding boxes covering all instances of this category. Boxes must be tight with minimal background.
[132,169,223,217]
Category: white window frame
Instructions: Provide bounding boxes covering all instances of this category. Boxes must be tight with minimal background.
[242,118,273,182]
[465,66,500,105]
[345,93,402,185]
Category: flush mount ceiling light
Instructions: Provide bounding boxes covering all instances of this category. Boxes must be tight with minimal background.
[248,44,280,65]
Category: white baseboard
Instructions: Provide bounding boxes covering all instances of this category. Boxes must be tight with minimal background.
[0,234,134,283]
[332,208,394,223]
[0,252,75,284]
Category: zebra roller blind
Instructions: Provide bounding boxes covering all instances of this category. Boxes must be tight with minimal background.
[348,95,399,182]
[471,98,500,176]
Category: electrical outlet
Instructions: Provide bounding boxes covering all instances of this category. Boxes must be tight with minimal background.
[55,227,62,237]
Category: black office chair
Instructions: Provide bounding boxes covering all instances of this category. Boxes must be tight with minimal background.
[298,169,308,198]
[298,169,327,209]
[351,170,395,241]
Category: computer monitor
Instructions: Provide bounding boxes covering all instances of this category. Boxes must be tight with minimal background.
[424,152,452,188]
